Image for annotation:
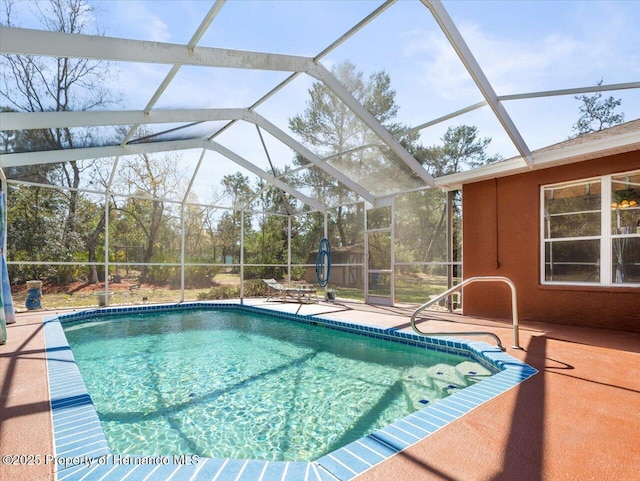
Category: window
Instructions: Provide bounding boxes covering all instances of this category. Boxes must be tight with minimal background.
[542,169,640,286]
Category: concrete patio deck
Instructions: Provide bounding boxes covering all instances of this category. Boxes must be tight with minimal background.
[1,300,639,481]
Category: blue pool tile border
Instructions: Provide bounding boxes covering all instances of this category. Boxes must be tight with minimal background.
[43,302,537,481]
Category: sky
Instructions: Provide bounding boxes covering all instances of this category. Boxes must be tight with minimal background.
[4,0,640,207]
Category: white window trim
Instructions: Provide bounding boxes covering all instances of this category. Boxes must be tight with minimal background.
[541,171,640,288]
[601,174,612,285]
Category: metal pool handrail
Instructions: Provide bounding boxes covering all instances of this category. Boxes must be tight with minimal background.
[410,276,522,351]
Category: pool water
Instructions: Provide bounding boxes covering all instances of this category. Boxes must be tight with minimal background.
[63,309,495,462]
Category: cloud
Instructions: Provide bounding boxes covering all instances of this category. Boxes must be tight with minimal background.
[402,1,640,103]
[108,1,171,42]
[401,22,586,101]
[570,2,640,78]
[401,28,472,101]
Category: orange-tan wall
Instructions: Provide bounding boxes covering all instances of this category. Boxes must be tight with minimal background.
[462,152,640,331]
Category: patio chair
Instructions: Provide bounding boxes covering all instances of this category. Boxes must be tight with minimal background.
[286,283,318,304]
[262,278,288,301]
[262,279,317,303]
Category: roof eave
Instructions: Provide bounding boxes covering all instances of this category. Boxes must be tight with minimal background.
[435,129,640,191]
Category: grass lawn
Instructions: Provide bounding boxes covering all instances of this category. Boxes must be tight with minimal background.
[11,273,454,312]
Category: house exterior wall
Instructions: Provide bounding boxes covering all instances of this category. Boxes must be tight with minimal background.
[462,151,640,331]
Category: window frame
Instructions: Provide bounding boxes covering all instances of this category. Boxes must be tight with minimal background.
[540,169,640,288]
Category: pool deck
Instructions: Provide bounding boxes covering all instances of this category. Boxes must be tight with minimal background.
[1,299,639,481]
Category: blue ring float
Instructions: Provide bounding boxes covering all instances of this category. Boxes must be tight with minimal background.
[315,238,331,287]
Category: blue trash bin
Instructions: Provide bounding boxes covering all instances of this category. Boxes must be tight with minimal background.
[25,280,42,310]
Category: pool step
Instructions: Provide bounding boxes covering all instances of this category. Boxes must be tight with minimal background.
[401,366,435,410]
[401,362,493,411]
[401,365,463,410]
[455,360,493,382]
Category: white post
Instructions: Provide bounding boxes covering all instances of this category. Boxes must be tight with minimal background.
[287,215,292,285]
[104,158,119,307]
[104,191,110,306]
[180,203,185,302]
[324,212,328,299]
[240,210,244,300]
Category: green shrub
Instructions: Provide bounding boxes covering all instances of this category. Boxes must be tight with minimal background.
[197,285,239,300]
[186,266,222,288]
[242,279,268,297]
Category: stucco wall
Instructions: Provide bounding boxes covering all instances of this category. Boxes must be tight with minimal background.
[462,152,640,331]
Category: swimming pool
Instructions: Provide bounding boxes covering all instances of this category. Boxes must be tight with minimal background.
[63,309,497,462]
[44,302,537,481]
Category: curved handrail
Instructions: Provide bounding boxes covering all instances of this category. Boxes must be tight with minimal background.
[410,276,521,350]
